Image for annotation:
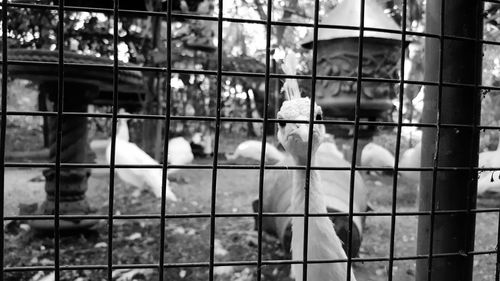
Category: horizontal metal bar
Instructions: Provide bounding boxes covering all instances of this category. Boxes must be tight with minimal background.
[6,160,500,173]
[7,110,500,132]
[4,60,500,93]
[5,2,500,47]
[3,248,496,273]
[2,2,497,278]
[5,206,500,222]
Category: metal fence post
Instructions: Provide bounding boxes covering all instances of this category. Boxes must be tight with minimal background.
[416,0,483,281]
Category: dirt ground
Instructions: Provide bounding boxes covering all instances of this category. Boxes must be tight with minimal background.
[3,159,499,281]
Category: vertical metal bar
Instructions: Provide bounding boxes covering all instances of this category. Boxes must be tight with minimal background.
[464,1,483,279]
[497,186,500,280]
[255,0,273,279]
[497,151,500,281]
[416,0,482,280]
[208,0,224,279]
[302,0,321,279]
[54,0,66,279]
[424,0,445,278]
[387,0,407,279]
[0,0,8,279]
[159,1,173,280]
[347,0,366,279]
[107,0,120,280]
[490,3,500,281]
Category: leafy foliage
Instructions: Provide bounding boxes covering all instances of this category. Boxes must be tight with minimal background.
[6,0,500,149]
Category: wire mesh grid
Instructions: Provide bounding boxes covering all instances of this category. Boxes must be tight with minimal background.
[1,0,500,280]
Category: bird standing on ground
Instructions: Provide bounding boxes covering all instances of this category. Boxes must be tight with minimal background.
[277,53,357,281]
[360,142,395,175]
[168,136,194,171]
[105,111,177,201]
[225,140,285,164]
[398,141,500,195]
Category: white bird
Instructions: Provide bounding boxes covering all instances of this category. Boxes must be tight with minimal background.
[360,142,395,175]
[398,142,500,195]
[399,142,422,183]
[478,170,500,195]
[115,108,130,142]
[105,113,177,201]
[478,144,500,169]
[167,136,194,171]
[477,143,500,195]
[225,140,285,164]
[276,53,357,281]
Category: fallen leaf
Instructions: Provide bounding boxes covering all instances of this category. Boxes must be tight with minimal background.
[272,268,279,276]
[173,227,186,235]
[94,242,108,248]
[39,258,54,266]
[131,189,142,198]
[125,232,142,241]
[20,224,31,232]
[213,239,228,257]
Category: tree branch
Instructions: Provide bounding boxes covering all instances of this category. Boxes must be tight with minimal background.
[240,0,266,21]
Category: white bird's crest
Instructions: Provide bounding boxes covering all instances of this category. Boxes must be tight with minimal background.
[281,52,301,101]
[278,52,322,123]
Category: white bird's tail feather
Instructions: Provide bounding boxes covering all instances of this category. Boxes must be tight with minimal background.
[143,170,178,201]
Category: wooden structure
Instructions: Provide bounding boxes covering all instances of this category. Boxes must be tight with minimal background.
[302,0,405,142]
[6,49,145,231]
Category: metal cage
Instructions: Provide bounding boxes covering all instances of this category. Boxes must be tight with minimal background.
[1,0,500,281]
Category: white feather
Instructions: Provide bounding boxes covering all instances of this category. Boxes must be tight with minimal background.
[105,119,177,201]
[478,150,496,168]
[360,142,395,169]
[478,170,500,195]
[116,109,130,142]
[281,52,301,101]
[225,140,285,163]
[290,171,357,281]
[321,134,344,160]
[276,60,358,280]
[398,142,500,195]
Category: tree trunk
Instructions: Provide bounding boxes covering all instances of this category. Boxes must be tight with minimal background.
[275,0,298,46]
[141,6,162,159]
[141,74,159,157]
[245,90,257,137]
